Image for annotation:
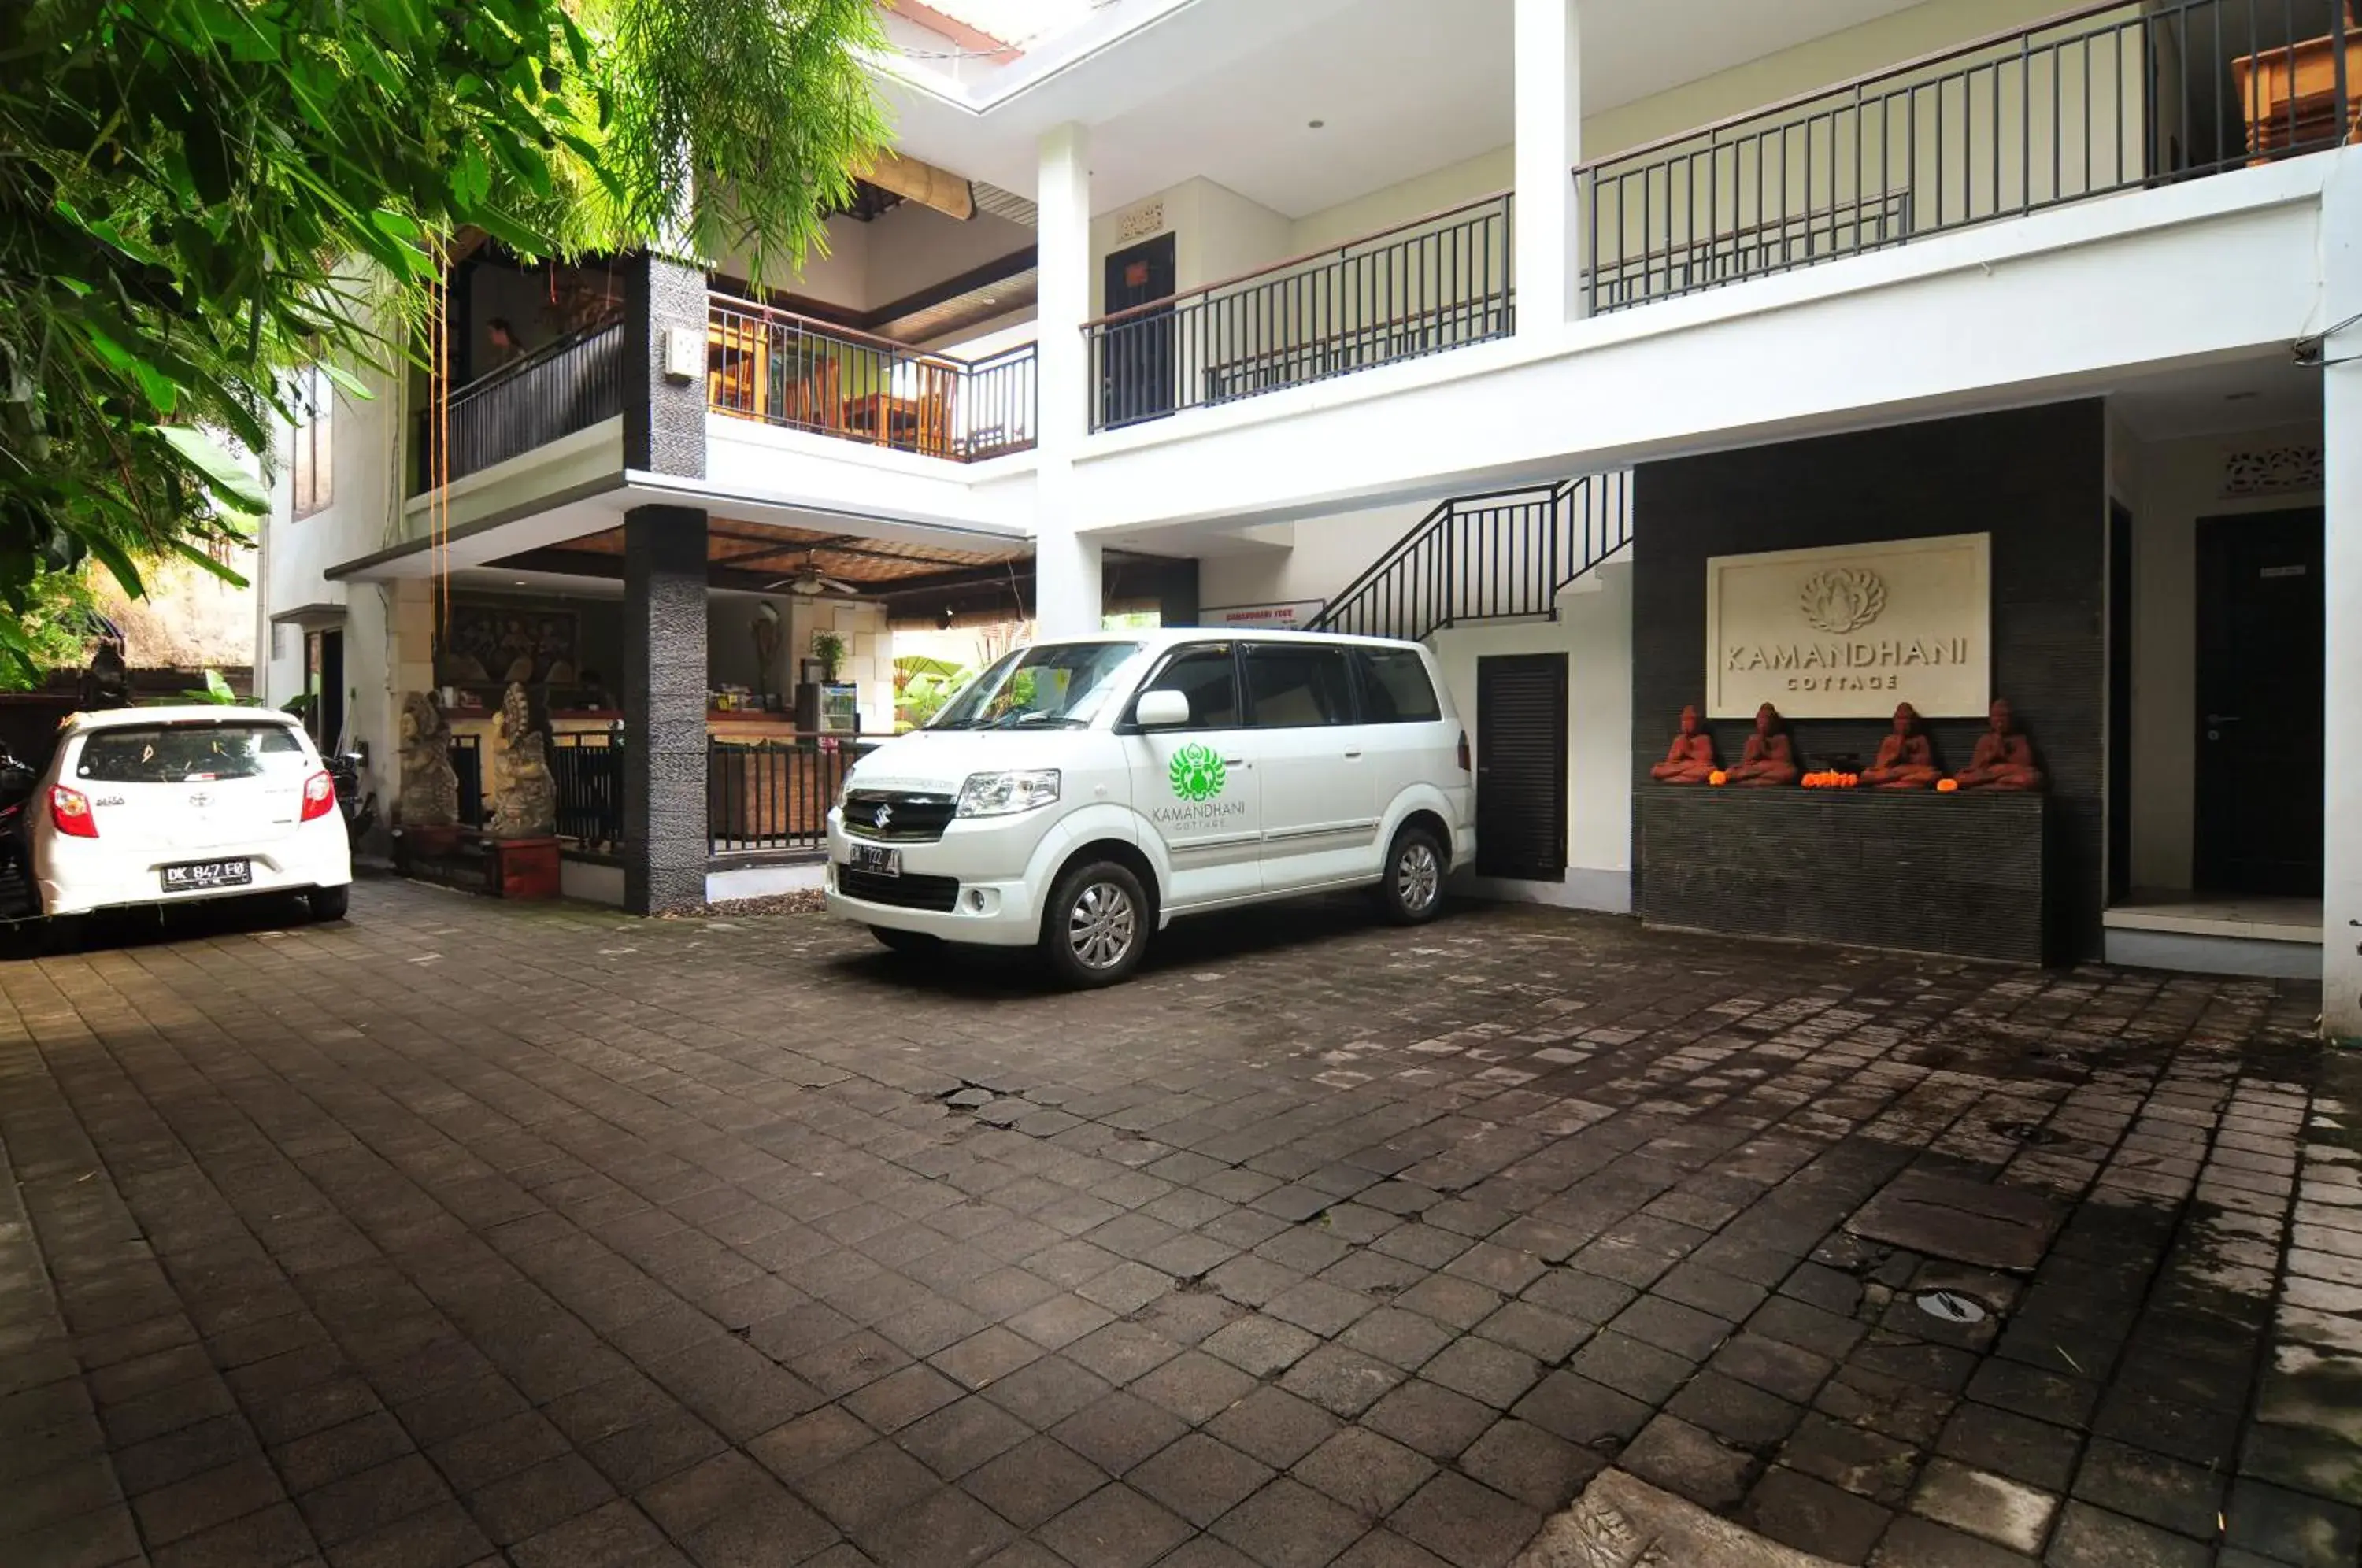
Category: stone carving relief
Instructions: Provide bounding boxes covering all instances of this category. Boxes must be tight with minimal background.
[1796,568,1888,635]
[2222,444,2324,497]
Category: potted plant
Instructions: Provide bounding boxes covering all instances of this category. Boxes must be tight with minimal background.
[811,629,846,684]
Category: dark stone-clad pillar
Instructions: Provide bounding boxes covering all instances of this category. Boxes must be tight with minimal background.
[624,251,709,479]
[624,505,709,915]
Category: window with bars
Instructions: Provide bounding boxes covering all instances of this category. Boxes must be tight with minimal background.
[289,365,332,519]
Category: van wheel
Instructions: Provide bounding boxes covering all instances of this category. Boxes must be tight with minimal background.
[871,926,943,956]
[1041,860,1149,989]
[309,886,350,923]
[1377,825,1447,926]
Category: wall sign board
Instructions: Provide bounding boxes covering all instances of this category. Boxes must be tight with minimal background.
[1705,533,1990,717]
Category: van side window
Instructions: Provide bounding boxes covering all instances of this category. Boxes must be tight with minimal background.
[1138,645,1238,728]
[1243,645,1356,727]
[1355,649,1442,723]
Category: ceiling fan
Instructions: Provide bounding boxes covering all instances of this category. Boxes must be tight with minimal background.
[764,555,861,597]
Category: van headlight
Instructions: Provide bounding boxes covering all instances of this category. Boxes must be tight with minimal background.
[835,771,855,810]
[955,770,1060,817]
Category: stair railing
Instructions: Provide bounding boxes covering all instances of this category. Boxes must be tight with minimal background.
[1309,471,1631,642]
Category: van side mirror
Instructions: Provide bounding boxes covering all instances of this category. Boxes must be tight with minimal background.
[1135,690,1190,729]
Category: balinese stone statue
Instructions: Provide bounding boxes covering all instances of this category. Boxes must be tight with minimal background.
[1953,697,2045,792]
[396,691,460,830]
[1723,702,1800,787]
[1649,704,1719,785]
[1862,702,1942,790]
[488,682,557,838]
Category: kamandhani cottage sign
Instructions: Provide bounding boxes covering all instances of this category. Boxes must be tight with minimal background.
[1705,533,1991,718]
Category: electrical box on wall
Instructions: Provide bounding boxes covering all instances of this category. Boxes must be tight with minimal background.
[662,326,702,384]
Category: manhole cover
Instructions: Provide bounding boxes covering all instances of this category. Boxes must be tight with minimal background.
[1916,1289,1989,1325]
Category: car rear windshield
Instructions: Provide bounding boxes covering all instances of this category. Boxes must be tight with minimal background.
[74,723,308,784]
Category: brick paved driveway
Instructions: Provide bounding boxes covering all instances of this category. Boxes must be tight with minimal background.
[2,879,2356,1568]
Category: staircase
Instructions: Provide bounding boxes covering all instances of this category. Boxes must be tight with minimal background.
[1308,472,1631,642]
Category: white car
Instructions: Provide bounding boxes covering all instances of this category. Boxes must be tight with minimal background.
[23,705,354,942]
[824,630,1474,986]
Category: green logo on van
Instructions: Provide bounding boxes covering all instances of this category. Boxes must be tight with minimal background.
[1168,743,1227,803]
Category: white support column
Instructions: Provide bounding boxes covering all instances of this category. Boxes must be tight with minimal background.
[1034,121,1104,634]
[2323,153,2362,1043]
[1513,0,1584,331]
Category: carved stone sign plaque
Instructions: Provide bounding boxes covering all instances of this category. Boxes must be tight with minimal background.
[1705,533,1990,719]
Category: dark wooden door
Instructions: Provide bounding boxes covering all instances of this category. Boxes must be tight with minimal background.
[1099,233,1175,428]
[1475,654,1567,882]
[2194,508,2323,896]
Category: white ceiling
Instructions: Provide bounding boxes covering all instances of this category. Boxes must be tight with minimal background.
[883,0,1940,218]
[2109,353,2323,443]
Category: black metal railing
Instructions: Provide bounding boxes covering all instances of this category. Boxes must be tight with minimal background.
[708,738,867,854]
[1310,472,1632,643]
[448,733,485,828]
[1580,0,2354,313]
[416,320,627,490]
[550,732,624,849]
[707,294,1038,460]
[1084,194,1514,432]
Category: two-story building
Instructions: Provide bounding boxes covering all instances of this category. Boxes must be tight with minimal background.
[255,0,2361,1037]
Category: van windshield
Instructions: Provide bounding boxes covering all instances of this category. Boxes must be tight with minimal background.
[929,642,1143,730]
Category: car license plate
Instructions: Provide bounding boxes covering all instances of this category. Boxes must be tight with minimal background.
[161,859,251,892]
[849,844,901,877]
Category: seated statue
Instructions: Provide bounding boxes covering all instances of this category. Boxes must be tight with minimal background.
[1649,704,1718,785]
[1723,702,1799,787]
[1862,702,1942,790]
[1953,697,2045,792]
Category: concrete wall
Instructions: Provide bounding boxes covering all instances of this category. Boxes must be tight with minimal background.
[2119,419,2326,893]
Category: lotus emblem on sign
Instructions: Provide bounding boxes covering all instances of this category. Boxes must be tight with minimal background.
[873,802,893,830]
[1797,567,1888,634]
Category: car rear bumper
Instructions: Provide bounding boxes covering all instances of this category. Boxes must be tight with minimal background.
[39,838,351,918]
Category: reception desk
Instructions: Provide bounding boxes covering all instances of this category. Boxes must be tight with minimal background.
[1639,788,2050,963]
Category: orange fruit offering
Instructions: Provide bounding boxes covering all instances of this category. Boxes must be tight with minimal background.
[1709,771,1727,786]
[1937,778,1960,793]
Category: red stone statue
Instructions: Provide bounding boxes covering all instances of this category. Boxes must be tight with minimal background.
[1953,697,2045,792]
[1723,703,1799,787]
[1862,702,1942,790]
[1650,704,1718,785]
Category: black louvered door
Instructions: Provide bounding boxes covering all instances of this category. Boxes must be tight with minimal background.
[1475,654,1568,882]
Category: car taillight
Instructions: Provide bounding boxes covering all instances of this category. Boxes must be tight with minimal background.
[300,770,337,822]
[1456,730,1471,773]
[50,785,98,838]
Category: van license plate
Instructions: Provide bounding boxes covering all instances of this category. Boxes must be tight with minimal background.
[850,845,901,877]
[162,859,251,891]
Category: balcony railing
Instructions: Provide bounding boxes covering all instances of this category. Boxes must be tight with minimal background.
[416,320,626,490]
[707,295,1036,460]
[1580,0,2355,312]
[1083,193,1514,432]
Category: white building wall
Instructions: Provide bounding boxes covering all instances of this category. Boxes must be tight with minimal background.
[1430,566,1635,912]
[2119,421,2328,895]
[257,325,413,807]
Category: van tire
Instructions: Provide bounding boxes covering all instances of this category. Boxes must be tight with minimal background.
[309,886,350,923]
[1376,824,1447,926]
[1040,860,1150,989]
[871,926,942,956]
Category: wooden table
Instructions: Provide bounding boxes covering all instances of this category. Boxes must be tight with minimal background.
[2234,28,2361,165]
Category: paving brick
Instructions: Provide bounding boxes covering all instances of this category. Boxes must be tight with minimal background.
[1206,1387,1340,1470]
[1129,1434,1274,1526]
[1038,1484,1191,1568]
[1291,1426,1435,1520]
[1742,1465,1893,1565]
[1387,1471,1540,1568]
[1622,1413,1759,1511]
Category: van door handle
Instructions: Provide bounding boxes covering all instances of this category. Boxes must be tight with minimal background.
[1222,757,1246,767]
[1344,750,1363,760]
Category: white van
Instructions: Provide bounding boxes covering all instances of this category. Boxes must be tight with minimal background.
[824,631,1474,986]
